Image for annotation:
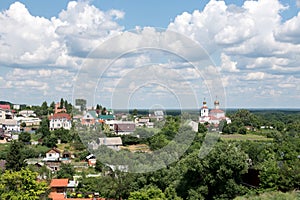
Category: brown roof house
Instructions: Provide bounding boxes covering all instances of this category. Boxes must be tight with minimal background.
[43,148,62,171]
[114,121,135,135]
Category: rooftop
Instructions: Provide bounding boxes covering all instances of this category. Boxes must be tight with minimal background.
[49,113,71,120]
[50,179,69,187]
[98,137,122,146]
[98,114,115,120]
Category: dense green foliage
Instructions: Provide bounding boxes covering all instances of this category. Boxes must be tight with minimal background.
[73,110,300,199]
[234,191,300,200]
[19,132,31,143]
[57,163,75,179]
[0,168,48,199]
[128,186,166,200]
[5,141,27,171]
[1,106,299,199]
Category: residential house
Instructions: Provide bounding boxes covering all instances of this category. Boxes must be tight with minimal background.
[89,137,123,151]
[44,148,61,161]
[18,110,36,117]
[98,137,122,150]
[0,108,13,119]
[80,110,115,127]
[149,110,164,121]
[114,121,135,135]
[14,116,41,127]
[49,113,72,130]
[0,104,10,110]
[49,178,106,200]
[86,154,97,167]
[0,119,20,132]
[105,120,117,130]
[43,148,61,171]
[81,111,97,126]
[98,114,115,122]
[50,178,69,193]
[135,117,154,128]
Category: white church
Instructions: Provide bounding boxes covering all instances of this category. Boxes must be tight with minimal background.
[199,100,231,125]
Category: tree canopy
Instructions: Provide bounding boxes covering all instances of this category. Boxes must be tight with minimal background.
[5,141,27,171]
[0,168,48,200]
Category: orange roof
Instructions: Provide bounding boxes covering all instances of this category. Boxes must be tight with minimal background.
[49,113,71,120]
[49,192,65,200]
[50,179,69,187]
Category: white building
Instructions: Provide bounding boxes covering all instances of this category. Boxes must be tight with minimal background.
[49,113,72,130]
[0,108,13,119]
[0,119,20,132]
[199,100,231,125]
[149,110,164,121]
[14,116,41,126]
[18,110,36,117]
[135,117,154,128]
[43,148,61,162]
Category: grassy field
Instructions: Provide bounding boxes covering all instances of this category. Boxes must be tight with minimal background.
[221,134,273,141]
[121,144,151,152]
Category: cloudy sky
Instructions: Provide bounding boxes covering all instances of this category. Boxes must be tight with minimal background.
[0,0,300,109]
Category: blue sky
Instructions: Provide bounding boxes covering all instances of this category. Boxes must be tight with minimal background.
[1,0,299,28]
[0,0,300,109]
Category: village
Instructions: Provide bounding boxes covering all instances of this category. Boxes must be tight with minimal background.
[0,98,234,199]
[0,98,299,200]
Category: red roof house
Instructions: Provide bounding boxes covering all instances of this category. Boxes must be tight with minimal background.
[49,113,72,130]
[0,105,10,110]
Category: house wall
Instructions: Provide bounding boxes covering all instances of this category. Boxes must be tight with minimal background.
[46,152,60,160]
[0,110,5,119]
[0,119,20,132]
[18,110,36,117]
[81,118,95,126]
[5,124,20,132]
[49,119,71,130]
[201,108,209,117]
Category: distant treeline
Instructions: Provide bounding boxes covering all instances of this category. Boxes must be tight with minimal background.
[118,108,300,116]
